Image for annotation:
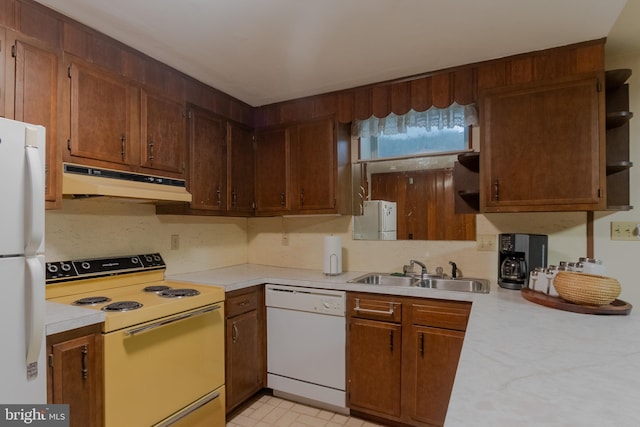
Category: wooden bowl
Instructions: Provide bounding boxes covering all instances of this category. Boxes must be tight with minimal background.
[553,271,621,306]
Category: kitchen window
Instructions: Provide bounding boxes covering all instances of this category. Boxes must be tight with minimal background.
[354,103,477,161]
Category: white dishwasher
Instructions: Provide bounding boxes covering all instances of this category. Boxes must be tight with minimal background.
[265,284,346,411]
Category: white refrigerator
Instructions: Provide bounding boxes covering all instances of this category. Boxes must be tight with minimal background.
[0,117,47,403]
[353,200,397,240]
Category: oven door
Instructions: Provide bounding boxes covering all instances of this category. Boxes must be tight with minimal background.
[103,303,224,427]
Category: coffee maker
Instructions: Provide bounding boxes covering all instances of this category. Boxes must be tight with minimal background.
[498,233,548,290]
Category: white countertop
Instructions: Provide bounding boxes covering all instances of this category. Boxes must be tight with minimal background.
[170,264,640,427]
[46,301,105,336]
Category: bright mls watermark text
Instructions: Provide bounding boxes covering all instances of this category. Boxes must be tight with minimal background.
[0,405,68,426]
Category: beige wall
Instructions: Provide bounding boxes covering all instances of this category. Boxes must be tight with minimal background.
[247,213,587,286]
[45,199,249,275]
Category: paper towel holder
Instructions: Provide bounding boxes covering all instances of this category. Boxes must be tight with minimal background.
[325,253,342,276]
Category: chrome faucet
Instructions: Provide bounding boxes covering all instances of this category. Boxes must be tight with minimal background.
[410,260,427,279]
[449,261,458,279]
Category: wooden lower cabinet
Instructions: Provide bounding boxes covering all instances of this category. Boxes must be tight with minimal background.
[47,324,103,427]
[404,326,465,426]
[225,286,265,413]
[348,318,402,419]
[347,293,470,427]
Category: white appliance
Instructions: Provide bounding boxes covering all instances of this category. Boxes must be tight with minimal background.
[0,118,47,403]
[265,285,346,412]
[353,200,397,240]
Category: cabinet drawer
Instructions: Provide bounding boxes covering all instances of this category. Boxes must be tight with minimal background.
[226,289,259,318]
[348,294,402,323]
[411,300,471,331]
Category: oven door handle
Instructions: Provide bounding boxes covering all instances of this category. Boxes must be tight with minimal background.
[153,389,221,427]
[125,305,221,337]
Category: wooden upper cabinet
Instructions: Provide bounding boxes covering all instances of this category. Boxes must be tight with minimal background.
[68,60,132,166]
[228,121,255,215]
[290,118,336,212]
[140,90,186,176]
[12,37,60,208]
[187,105,226,211]
[255,126,290,215]
[480,72,605,212]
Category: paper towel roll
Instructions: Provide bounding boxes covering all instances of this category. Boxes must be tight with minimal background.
[323,236,342,275]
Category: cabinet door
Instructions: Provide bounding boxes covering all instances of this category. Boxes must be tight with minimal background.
[291,118,336,212]
[226,310,262,412]
[13,39,60,207]
[69,61,132,166]
[405,326,464,427]
[50,334,103,427]
[228,122,255,215]
[480,73,605,212]
[141,90,186,175]
[188,106,226,211]
[348,318,402,419]
[255,127,289,214]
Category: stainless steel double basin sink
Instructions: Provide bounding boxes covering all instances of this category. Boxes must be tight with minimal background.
[348,273,489,293]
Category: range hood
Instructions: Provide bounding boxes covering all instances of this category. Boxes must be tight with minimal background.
[62,163,192,203]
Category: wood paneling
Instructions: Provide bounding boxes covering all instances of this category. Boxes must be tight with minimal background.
[431,72,452,108]
[411,76,432,112]
[16,0,59,48]
[353,86,372,120]
[371,169,476,241]
[255,40,605,128]
[390,80,411,115]
[371,84,390,118]
[0,1,17,28]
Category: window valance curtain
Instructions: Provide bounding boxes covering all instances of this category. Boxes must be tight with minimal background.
[352,103,477,138]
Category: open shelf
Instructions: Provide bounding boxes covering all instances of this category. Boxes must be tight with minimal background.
[605,69,633,211]
[606,161,633,175]
[607,111,633,129]
[453,152,480,213]
[605,69,632,90]
[457,152,479,172]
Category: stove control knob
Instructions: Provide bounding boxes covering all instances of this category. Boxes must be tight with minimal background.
[81,261,91,270]
[153,254,161,262]
[47,264,59,273]
[145,255,153,263]
[131,257,140,264]
[60,263,72,272]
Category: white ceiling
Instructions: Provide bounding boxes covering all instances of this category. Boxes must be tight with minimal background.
[35,0,632,107]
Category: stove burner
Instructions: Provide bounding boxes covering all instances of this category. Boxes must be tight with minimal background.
[158,288,201,298]
[73,296,111,305]
[143,285,171,292]
[101,301,143,312]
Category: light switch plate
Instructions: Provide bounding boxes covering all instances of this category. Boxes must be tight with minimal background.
[611,221,640,241]
[477,234,496,251]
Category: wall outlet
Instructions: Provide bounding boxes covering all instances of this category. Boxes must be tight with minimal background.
[477,234,496,251]
[611,221,640,241]
[170,234,180,250]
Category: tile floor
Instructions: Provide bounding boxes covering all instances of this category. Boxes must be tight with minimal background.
[226,395,384,427]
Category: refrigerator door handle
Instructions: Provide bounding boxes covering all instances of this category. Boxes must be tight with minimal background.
[25,256,45,378]
[24,126,44,255]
